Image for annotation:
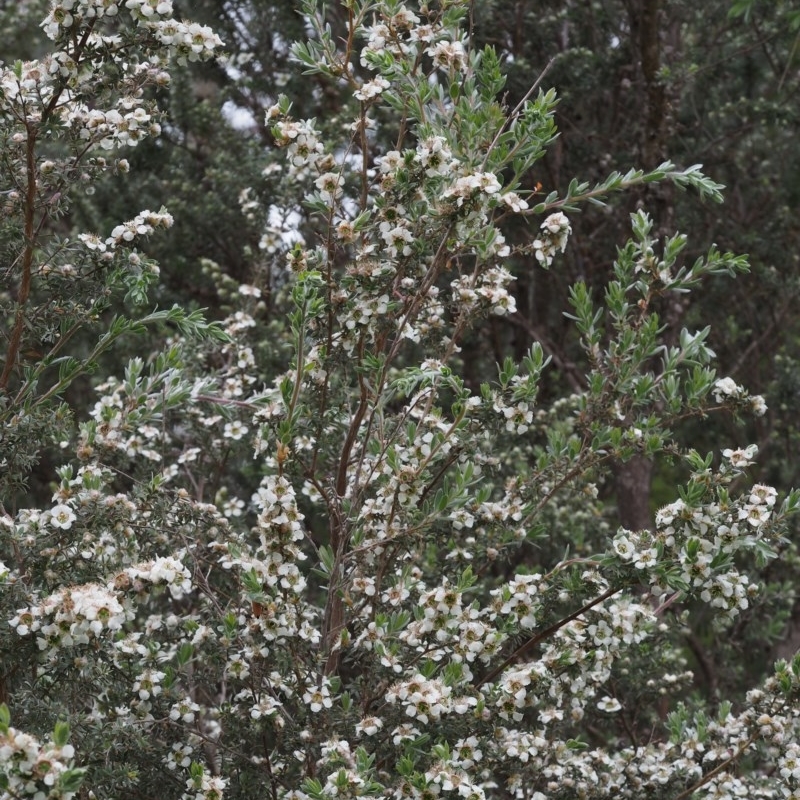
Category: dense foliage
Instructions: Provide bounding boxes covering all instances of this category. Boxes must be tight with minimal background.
[2,2,800,800]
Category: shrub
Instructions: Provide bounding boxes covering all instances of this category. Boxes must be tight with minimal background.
[2,2,799,799]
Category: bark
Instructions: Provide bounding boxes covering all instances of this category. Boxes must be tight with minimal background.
[613,455,654,532]
[613,1,672,531]
[626,0,668,168]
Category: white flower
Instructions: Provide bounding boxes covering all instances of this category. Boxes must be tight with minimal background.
[224,420,249,441]
[612,532,635,561]
[712,376,741,402]
[476,172,501,194]
[722,444,757,468]
[541,212,570,235]
[443,172,501,206]
[377,150,403,174]
[149,556,187,584]
[739,504,771,527]
[749,483,777,506]
[501,192,529,212]
[380,222,414,256]
[355,716,383,736]
[392,724,421,745]
[749,394,767,416]
[655,499,685,527]
[354,76,390,101]
[49,503,76,530]
[633,547,658,569]
[79,232,107,251]
[597,696,622,712]
[427,40,467,72]
[416,135,454,176]
[532,213,571,267]
[303,684,333,713]
[315,171,343,204]
[170,698,201,723]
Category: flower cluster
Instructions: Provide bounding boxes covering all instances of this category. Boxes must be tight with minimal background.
[63,99,161,150]
[42,0,223,63]
[359,5,428,68]
[354,75,390,102]
[105,208,174,249]
[0,59,56,111]
[532,212,572,268]
[0,721,83,800]
[10,582,131,657]
[443,171,502,207]
[184,767,228,800]
[273,118,325,169]
[122,554,193,599]
[416,135,456,177]
[385,673,455,724]
[612,452,782,616]
[713,376,768,416]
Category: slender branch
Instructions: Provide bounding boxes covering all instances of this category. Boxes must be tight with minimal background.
[508,312,585,393]
[0,130,38,390]
[415,450,463,508]
[1,17,99,391]
[474,584,620,688]
[386,223,454,365]
[262,730,279,800]
[480,57,557,172]
[778,27,800,93]
[335,336,370,498]
[670,733,758,800]
[192,394,261,409]
[727,299,790,380]
[520,171,667,216]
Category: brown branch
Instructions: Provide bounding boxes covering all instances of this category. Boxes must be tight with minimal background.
[508,312,585,392]
[324,338,370,675]
[685,631,719,699]
[1,19,99,391]
[0,130,38,390]
[670,733,758,800]
[474,584,620,688]
[727,299,791,380]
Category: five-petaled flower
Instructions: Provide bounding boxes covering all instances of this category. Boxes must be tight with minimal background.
[49,503,76,530]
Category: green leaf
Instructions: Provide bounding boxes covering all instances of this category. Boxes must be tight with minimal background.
[53,719,70,747]
[566,738,589,751]
[58,768,86,793]
[177,642,194,667]
[728,0,755,21]
[189,761,205,780]
[318,544,335,575]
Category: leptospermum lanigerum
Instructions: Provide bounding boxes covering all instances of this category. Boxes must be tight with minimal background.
[2,2,800,800]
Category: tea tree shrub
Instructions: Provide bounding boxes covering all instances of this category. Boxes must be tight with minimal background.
[2,2,799,800]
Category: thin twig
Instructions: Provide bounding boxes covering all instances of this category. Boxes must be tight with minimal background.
[475,584,620,688]
[480,57,557,173]
[0,131,37,390]
[670,733,758,800]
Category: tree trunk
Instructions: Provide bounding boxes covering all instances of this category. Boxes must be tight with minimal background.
[613,455,654,531]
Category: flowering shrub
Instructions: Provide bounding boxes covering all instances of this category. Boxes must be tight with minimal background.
[2,2,799,800]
